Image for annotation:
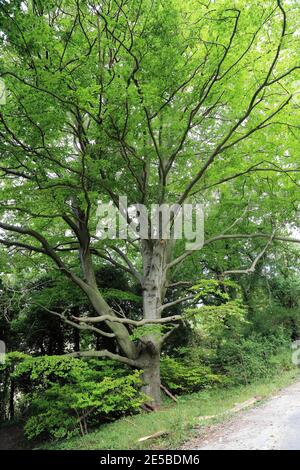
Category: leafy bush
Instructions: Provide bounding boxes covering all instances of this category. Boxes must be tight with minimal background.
[160,356,223,394]
[215,330,292,385]
[186,300,248,340]
[13,356,146,440]
[160,328,293,394]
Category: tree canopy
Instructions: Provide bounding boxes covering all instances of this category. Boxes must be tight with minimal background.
[0,0,300,406]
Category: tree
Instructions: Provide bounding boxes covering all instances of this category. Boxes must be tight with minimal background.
[0,0,300,406]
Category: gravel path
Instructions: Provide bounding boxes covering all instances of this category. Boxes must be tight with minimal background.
[182,380,300,450]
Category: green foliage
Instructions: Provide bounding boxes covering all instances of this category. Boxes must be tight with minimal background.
[186,279,248,340]
[190,279,239,303]
[247,273,300,337]
[102,289,141,304]
[0,352,31,422]
[40,368,299,451]
[0,0,300,445]
[160,356,223,394]
[130,325,163,341]
[12,356,146,440]
[186,300,248,339]
[216,329,292,385]
[0,351,30,374]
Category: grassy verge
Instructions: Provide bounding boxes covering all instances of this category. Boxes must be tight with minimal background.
[40,367,299,450]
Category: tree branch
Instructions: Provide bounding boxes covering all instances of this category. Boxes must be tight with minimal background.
[222,230,276,275]
[159,324,180,346]
[34,304,115,339]
[177,0,292,204]
[72,314,183,326]
[158,295,195,313]
[168,232,300,271]
[67,349,139,367]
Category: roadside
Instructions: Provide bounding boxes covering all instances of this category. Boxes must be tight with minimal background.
[182,379,300,450]
[39,368,299,450]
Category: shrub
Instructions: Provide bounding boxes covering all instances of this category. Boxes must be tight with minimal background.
[160,356,223,394]
[13,356,146,440]
[215,330,292,385]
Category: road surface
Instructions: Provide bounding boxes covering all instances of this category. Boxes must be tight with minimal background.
[183,380,300,450]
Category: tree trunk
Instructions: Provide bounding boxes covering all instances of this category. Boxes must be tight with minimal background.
[139,348,161,408]
[73,222,170,407]
[138,240,170,407]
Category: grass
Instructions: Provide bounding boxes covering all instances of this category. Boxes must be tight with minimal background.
[40,367,299,450]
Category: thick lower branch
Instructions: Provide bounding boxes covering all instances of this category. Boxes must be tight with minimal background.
[67,349,139,367]
[35,304,115,338]
[73,314,182,326]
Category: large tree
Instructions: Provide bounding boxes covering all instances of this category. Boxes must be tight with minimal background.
[0,0,300,405]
